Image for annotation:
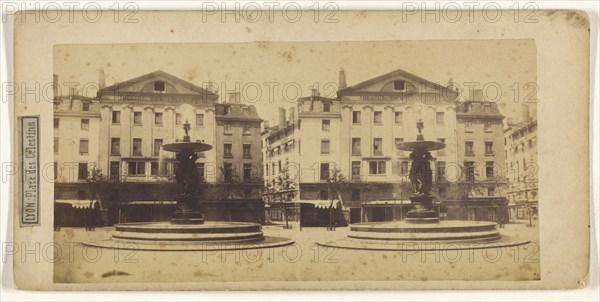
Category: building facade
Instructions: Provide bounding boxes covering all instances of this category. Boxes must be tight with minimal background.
[503,104,538,223]
[54,70,265,225]
[262,69,509,225]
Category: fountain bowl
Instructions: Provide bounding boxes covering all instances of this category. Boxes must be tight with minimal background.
[162,142,212,153]
[397,141,445,151]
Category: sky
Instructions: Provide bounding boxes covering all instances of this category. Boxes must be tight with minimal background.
[54,40,536,125]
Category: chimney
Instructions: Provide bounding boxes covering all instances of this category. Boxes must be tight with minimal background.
[263,120,270,130]
[471,89,484,102]
[227,92,241,104]
[98,68,106,88]
[288,107,296,125]
[522,104,530,124]
[53,74,58,98]
[507,117,514,127]
[278,107,287,127]
[339,68,347,89]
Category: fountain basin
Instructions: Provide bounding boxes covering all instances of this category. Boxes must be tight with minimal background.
[162,142,212,153]
[316,220,531,251]
[397,140,445,151]
[84,221,294,251]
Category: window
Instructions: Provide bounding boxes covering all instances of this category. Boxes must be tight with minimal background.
[224,123,232,135]
[112,111,120,124]
[352,138,361,155]
[134,111,142,125]
[351,161,361,177]
[197,163,205,183]
[79,139,89,155]
[465,161,475,181]
[78,163,88,180]
[322,120,330,131]
[53,163,59,180]
[81,101,90,112]
[154,139,163,156]
[487,187,495,197]
[320,163,329,181]
[395,138,404,155]
[351,189,361,201]
[373,138,383,156]
[154,81,165,92]
[465,121,472,132]
[486,161,495,179]
[154,112,163,125]
[401,161,409,175]
[436,112,445,125]
[110,138,120,155]
[176,113,182,125]
[128,161,146,175]
[393,80,405,91]
[53,118,59,128]
[243,164,252,181]
[243,123,251,135]
[395,111,403,125]
[224,144,233,158]
[437,161,446,181]
[352,111,361,124]
[54,137,59,154]
[323,102,331,112]
[374,111,383,124]
[110,161,121,181]
[319,190,329,200]
[150,162,159,176]
[79,119,89,130]
[369,161,386,175]
[132,138,142,156]
[242,107,250,116]
[485,121,492,132]
[223,105,231,115]
[196,114,204,127]
[243,144,251,158]
[465,141,474,156]
[223,163,233,181]
[485,141,494,155]
[483,104,490,113]
[321,139,330,154]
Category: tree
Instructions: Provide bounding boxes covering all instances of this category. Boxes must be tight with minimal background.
[86,164,109,210]
[324,165,350,229]
[274,162,296,229]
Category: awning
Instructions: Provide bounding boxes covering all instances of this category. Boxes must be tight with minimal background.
[121,201,177,206]
[55,199,96,209]
[362,199,412,206]
[296,200,338,208]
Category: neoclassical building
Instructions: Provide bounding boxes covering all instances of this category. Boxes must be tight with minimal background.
[262,68,508,224]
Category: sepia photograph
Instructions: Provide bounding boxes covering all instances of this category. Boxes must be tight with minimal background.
[5,6,593,295]
[51,40,541,283]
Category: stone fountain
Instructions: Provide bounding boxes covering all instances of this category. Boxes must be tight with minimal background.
[87,121,293,251]
[317,119,530,251]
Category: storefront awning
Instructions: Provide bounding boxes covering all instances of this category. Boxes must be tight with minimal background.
[297,200,338,208]
[362,199,412,206]
[55,199,96,209]
[121,201,177,206]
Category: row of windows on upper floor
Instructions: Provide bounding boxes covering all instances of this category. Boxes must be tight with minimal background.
[264,137,496,159]
[54,115,255,135]
[319,116,495,132]
[262,160,500,186]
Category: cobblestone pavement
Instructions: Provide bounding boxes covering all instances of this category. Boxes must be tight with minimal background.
[52,222,540,283]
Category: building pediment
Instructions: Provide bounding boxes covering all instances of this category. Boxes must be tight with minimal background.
[338,69,459,100]
[99,70,218,97]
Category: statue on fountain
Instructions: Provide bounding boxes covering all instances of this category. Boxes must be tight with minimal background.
[396,119,445,223]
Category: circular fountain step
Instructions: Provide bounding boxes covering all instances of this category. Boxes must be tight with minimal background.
[83,221,294,251]
[317,220,530,251]
[112,221,264,243]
